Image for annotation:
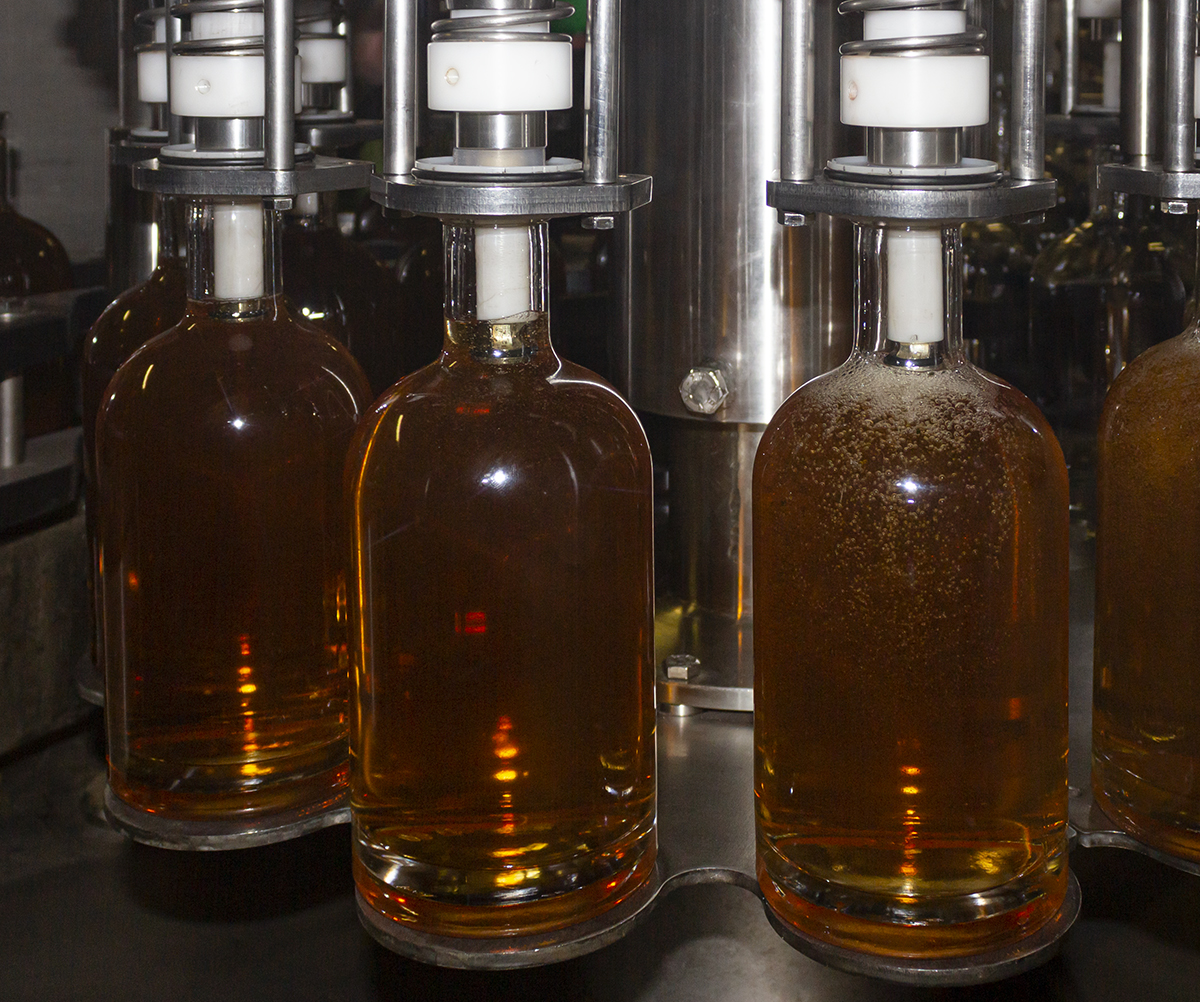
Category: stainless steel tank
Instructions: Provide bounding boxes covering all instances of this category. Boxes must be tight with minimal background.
[617,0,855,710]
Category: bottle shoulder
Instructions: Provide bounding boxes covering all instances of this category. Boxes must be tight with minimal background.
[1102,328,1200,433]
[101,311,372,434]
[352,356,650,482]
[760,356,1065,483]
[85,263,188,369]
[0,210,73,295]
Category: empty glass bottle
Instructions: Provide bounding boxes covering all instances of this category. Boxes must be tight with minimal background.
[348,219,657,938]
[754,223,1069,958]
[97,196,371,838]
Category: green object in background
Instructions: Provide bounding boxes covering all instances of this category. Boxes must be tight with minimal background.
[560,0,587,36]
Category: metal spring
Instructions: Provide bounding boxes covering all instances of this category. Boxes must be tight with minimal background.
[838,0,986,57]
[168,0,328,55]
[431,0,574,44]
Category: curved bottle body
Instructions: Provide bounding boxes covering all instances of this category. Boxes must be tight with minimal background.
[754,224,1070,958]
[98,199,372,826]
[1093,328,1200,860]
[348,223,657,938]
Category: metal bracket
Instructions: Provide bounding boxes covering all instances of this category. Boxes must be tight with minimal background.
[133,153,373,197]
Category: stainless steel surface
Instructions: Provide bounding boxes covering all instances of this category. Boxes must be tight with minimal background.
[195,116,265,152]
[653,420,758,714]
[1012,0,1048,180]
[618,0,853,425]
[866,127,961,168]
[369,171,651,218]
[678,367,731,416]
[383,0,417,177]
[767,176,1059,221]
[0,428,83,533]
[1122,0,1162,164]
[781,0,815,181]
[1071,789,1200,877]
[104,786,352,850]
[456,112,546,152]
[1164,0,1197,173]
[0,375,24,469]
[297,118,383,149]
[1100,159,1200,197]
[265,0,297,171]
[662,654,699,681]
[134,152,370,195]
[1063,0,1080,115]
[585,0,619,186]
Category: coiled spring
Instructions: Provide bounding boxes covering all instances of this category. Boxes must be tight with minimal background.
[431,0,574,43]
[839,0,986,57]
[167,0,328,55]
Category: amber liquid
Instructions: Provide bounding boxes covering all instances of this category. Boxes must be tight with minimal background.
[754,355,1070,958]
[98,296,371,820]
[83,256,187,670]
[349,314,657,937]
[1093,329,1200,860]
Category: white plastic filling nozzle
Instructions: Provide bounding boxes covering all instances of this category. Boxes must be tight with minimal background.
[1103,39,1121,111]
[299,37,348,84]
[887,229,943,345]
[475,224,533,321]
[1078,0,1121,17]
[295,192,320,217]
[214,200,265,300]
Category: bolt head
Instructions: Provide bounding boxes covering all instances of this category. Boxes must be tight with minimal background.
[780,211,808,227]
[663,654,700,681]
[1163,200,1191,215]
[679,367,730,415]
[583,215,615,230]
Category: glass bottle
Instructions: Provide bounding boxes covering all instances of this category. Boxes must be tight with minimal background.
[1092,310,1200,862]
[1028,189,1127,523]
[754,223,1070,958]
[97,196,371,833]
[281,191,429,394]
[348,219,657,938]
[961,220,1034,395]
[0,114,75,437]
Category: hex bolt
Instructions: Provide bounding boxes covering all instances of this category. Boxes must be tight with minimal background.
[583,215,616,230]
[662,653,700,681]
[679,366,730,416]
[1163,200,1191,215]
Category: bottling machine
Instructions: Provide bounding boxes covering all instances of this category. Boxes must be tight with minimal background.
[4,0,1200,998]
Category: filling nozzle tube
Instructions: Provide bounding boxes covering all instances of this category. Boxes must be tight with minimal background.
[474,223,534,321]
[214,200,266,300]
[886,229,943,345]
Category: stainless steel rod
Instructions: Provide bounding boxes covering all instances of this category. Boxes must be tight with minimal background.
[1165,0,1197,172]
[167,1,185,146]
[780,0,815,181]
[1122,0,1161,163]
[1062,0,1079,115]
[586,0,620,184]
[383,0,416,176]
[0,375,24,469]
[264,0,296,171]
[1012,0,1047,181]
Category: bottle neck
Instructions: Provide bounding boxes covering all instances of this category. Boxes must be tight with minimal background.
[442,220,557,370]
[154,195,186,267]
[852,222,963,370]
[185,197,283,319]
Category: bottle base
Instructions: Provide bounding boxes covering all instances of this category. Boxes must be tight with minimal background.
[759,868,1080,986]
[353,844,662,969]
[353,826,658,947]
[104,783,350,850]
[1092,783,1200,864]
[757,849,1069,961]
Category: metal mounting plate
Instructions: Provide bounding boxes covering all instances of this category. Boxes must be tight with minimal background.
[370,172,652,219]
[767,176,1058,222]
[1069,784,1200,877]
[133,154,373,197]
[296,118,384,150]
[1099,162,1200,202]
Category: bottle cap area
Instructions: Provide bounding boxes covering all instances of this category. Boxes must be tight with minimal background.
[5,0,1200,997]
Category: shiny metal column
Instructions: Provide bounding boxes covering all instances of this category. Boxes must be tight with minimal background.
[0,376,24,469]
[619,0,853,708]
[1063,0,1080,115]
[1122,0,1163,165]
[780,0,814,181]
[1012,0,1047,180]
[1165,0,1197,173]
[586,0,619,185]
[264,0,296,171]
[383,0,417,177]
